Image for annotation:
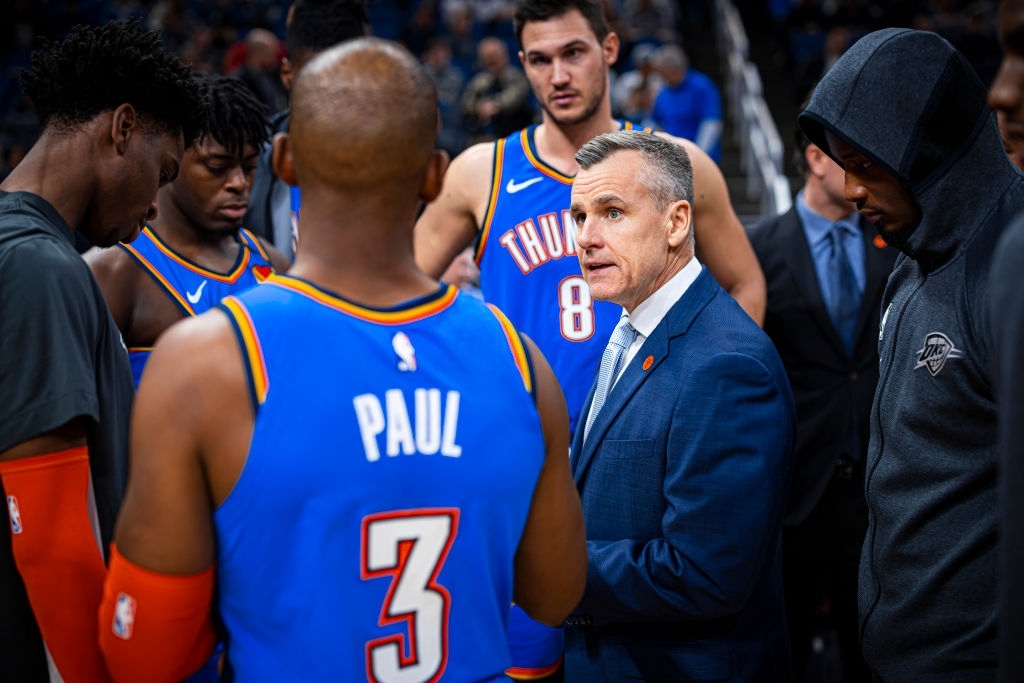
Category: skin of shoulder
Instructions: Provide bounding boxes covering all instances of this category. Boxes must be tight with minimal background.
[655,131,767,325]
[513,334,587,626]
[83,245,146,337]
[414,141,496,279]
[259,238,292,273]
[113,309,252,573]
[84,244,188,347]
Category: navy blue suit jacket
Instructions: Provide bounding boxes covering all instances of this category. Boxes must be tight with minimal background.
[566,266,797,682]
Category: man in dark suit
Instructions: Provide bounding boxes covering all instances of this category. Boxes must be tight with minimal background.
[747,115,896,682]
[565,129,796,681]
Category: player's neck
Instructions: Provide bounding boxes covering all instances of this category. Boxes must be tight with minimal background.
[289,198,439,308]
[535,111,619,177]
[0,132,93,231]
[149,212,240,270]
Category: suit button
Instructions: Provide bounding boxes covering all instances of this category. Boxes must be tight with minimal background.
[849,371,858,381]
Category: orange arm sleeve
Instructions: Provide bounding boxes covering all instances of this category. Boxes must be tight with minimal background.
[99,544,218,683]
[0,446,112,683]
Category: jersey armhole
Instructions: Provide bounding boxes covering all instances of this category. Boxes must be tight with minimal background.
[485,304,536,401]
[475,139,506,265]
[216,297,269,413]
[239,228,270,261]
[118,243,196,317]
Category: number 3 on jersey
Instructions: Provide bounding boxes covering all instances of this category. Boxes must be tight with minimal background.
[559,275,595,341]
[362,509,459,683]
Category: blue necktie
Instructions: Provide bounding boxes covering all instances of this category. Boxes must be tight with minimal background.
[584,318,638,443]
[829,224,861,354]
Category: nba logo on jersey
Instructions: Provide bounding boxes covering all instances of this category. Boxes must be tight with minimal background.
[6,495,22,534]
[113,593,137,639]
[393,332,417,372]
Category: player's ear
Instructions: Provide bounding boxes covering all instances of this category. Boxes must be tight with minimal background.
[603,31,620,66]
[271,132,297,186]
[110,103,137,155]
[420,149,450,204]
[280,57,294,92]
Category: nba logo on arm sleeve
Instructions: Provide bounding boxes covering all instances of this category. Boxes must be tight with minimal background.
[7,495,22,534]
[113,593,137,639]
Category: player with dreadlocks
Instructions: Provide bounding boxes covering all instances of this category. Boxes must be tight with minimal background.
[88,72,290,388]
[245,0,370,257]
[0,18,205,682]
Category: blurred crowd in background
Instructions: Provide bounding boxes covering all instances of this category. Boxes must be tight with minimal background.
[0,0,1005,185]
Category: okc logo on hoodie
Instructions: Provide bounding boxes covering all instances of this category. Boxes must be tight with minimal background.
[914,332,964,376]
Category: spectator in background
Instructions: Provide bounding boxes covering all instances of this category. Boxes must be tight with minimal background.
[244,0,370,260]
[793,24,851,106]
[619,0,677,45]
[610,42,662,126]
[230,28,287,116]
[460,36,535,142]
[650,43,723,162]
[422,35,468,156]
[441,2,480,77]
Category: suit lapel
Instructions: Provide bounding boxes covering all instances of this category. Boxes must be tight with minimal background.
[571,267,714,486]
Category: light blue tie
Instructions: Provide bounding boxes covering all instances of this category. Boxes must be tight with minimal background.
[584,317,638,443]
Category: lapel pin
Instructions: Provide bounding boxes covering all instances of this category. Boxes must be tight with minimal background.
[642,355,654,371]
[873,234,887,249]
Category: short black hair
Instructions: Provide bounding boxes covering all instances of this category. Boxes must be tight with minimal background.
[195,73,270,157]
[286,0,369,61]
[513,0,610,48]
[20,19,205,146]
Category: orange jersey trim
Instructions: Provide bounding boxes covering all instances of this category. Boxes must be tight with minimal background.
[521,129,574,184]
[138,225,254,283]
[269,275,459,325]
[219,297,270,405]
[476,138,507,266]
[487,305,533,394]
[240,229,270,261]
[120,242,197,315]
[506,657,563,679]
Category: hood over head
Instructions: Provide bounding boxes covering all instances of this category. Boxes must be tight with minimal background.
[799,28,1014,265]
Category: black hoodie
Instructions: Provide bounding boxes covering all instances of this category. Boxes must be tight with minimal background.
[800,28,1024,681]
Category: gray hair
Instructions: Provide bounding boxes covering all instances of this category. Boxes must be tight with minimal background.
[575,129,694,210]
[654,43,688,71]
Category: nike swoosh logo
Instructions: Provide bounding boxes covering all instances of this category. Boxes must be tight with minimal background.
[186,280,207,304]
[505,177,543,194]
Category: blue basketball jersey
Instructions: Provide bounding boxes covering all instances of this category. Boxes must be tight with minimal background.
[477,122,647,438]
[477,123,647,677]
[118,225,274,385]
[214,275,546,682]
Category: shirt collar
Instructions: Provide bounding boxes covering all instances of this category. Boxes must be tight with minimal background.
[795,189,859,244]
[626,256,703,339]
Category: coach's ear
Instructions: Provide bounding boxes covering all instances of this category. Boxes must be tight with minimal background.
[419,149,450,204]
[271,132,297,186]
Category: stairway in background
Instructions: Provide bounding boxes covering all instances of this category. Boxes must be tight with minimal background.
[681,0,802,226]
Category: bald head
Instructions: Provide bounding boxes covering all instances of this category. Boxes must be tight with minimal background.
[289,38,439,189]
